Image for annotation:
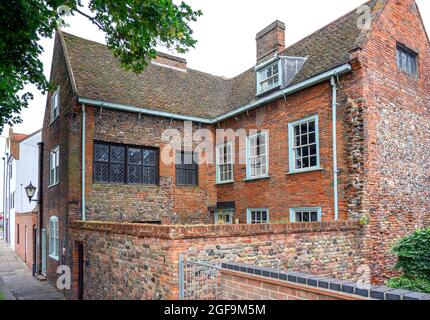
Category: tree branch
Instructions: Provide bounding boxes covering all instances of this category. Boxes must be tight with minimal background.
[73,8,103,30]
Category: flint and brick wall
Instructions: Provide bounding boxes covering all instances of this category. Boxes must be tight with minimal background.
[68,220,365,300]
[354,0,430,283]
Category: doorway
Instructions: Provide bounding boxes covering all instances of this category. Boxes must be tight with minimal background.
[77,242,84,300]
[41,228,46,275]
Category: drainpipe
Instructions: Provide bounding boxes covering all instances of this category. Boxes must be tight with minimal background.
[2,156,5,240]
[330,76,339,221]
[81,104,86,221]
[37,142,44,275]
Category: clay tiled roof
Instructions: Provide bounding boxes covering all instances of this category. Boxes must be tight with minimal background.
[60,0,385,119]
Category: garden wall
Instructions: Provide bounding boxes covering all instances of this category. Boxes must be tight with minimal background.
[69,220,366,300]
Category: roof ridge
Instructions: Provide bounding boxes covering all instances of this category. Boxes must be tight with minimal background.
[60,31,231,81]
[280,0,379,55]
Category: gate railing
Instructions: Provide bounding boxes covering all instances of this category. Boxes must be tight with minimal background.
[178,254,221,300]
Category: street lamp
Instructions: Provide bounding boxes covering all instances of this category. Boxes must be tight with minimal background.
[25,182,38,203]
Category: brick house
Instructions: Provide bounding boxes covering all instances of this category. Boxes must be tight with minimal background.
[40,0,429,297]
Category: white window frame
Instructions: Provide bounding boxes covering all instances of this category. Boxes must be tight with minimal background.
[246,208,270,224]
[216,142,234,184]
[256,60,282,95]
[50,87,60,123]
[288,114,320,174]
[49,216,59,260]
[246,131,269,180]
[49,146,60,187]
[289,207,322,223]
[214,209,234,225]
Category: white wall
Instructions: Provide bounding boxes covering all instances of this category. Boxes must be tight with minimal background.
[3,131,41,249]
[16,132,41,214]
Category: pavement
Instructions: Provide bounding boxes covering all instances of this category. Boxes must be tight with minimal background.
[0,240,64,300]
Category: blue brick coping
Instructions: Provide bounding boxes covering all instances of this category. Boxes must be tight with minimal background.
[221,262,430,300]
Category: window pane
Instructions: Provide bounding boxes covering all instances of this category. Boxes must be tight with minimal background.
[110,164,125,183]
[94,163,109,183]
[143,149,156,166]
[128,148,142,164]
[128,165,142,184]
[311,212,318,222]
[110,146,125,163]
[94,144,109,162]
[143,167,156,184]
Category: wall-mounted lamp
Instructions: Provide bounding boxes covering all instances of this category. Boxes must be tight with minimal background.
[25,182,39,203]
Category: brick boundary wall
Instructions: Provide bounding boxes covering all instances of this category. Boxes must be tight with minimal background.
[68,220,367,300]
[220,263,430,301]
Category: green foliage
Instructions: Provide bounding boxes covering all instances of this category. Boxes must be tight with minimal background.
[387,276,430,294]
[392,228,430,279]
[0,292,4,300]
[0,0,202,133]
[387,228,430,294]
[358,214,369,226]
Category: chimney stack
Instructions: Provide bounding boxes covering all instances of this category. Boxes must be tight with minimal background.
[256,20,286,63]
[153,52,187,71]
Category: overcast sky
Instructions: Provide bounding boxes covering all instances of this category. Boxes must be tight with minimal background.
[1,0,429,209]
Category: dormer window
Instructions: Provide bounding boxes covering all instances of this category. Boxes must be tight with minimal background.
[257,61,281,94]
[256,56,307,95]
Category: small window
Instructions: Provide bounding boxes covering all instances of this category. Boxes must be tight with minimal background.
[176,151,198,186]
[214,210,234,225]
[49,146,60,186]
[216,142,234,183]
[290,208,322,223]
[247,208,269,224]
[257,61,281,94]
[17,224,19,244]
[288,115,320,173]
[246,132,269,179]
[396,44,418,76]
[49,216,59,260]
[51,88,60,122]
[93,142,159,185]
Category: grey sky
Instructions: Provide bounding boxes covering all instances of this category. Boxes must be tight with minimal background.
[1,0,429,210]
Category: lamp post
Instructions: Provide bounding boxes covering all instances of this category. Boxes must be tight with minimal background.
[25,182,39,203]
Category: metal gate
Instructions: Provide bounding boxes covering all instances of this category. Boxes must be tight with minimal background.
[178,254,221,300]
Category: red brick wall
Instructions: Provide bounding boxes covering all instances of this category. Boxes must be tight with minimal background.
[15,213,37,270]
[220,270,362,300]
[216,81,348,224]
[68,221,364,300]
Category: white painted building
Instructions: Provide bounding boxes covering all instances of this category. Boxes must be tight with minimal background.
[3,129,41,249]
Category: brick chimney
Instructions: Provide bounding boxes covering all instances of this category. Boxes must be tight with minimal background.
[153,52,187,71]
[256,20,286,63]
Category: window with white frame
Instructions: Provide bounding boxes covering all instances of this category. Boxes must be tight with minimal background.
[49,146,60,186]
[51,87,60,122]
[288,115,320,173]
[216,142,234,183]
[214,210,234,225]
[49,216,59,260]
[257,61,281,94]
[247,209,269,224]
[290,208,322,223]
[246,132,268,179]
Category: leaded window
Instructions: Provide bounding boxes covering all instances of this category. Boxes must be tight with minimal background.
[176,151,198,186]
[93,142,159,185]
[396,44,418,76]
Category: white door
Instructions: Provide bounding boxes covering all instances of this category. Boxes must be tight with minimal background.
[41,228,47,275]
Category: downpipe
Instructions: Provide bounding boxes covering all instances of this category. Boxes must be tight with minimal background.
[331,76,339,221]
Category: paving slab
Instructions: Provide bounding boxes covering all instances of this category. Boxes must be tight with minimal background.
[0,240,63,300]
